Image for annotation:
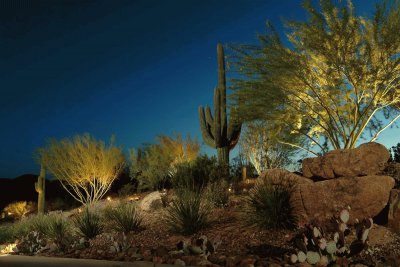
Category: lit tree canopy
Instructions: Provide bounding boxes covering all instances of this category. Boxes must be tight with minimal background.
[38,134,125,205]
[239,121,297,174]
[129,134,200,190]
[230,0,400,154]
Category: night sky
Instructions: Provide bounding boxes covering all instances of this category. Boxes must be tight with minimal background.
[0,0,397,178]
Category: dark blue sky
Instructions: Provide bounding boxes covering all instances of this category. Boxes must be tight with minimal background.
[0,0,396,178]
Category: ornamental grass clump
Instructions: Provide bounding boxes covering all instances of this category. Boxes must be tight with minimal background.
[73,208,103,239]
[103,202,143,233]
[165,188,211,235]
[243,173,297,229]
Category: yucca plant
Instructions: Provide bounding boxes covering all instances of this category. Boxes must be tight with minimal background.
[243,174,297,229]
[73,208,103,239]
[30,214,53,236]
[165,188,211,235]
[48,214,72,250]
[103,202,143,233]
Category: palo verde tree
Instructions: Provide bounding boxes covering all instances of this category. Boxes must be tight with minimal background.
[129,134,200,191]
[230,0,400,155]
[199,43,242,165]
[38,134,125,206]
[239,120,297,174]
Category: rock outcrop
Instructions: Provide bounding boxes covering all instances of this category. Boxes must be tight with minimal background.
[257,142,395,227]
[139,191,163,211]
[258,169,313,186]
[302,142,390,179]
[291,175,395,226]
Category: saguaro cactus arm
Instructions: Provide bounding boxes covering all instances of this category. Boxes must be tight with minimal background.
[35,164,46,214]
[199,106,215,147]
[198,43,242,165]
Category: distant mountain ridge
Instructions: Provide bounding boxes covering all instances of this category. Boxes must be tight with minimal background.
[0,171,134,211]
[0,174,78,211]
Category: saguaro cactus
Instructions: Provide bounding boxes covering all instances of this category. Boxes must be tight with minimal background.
[35,163,46,214]
[199,43,241,166]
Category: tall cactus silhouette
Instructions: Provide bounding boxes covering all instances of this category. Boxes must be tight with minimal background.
[199,43,241,166]
[35,163,46,214]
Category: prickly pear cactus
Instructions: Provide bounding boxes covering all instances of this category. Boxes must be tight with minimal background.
[16,231,47,255]
[289,207,373,266]
[174,235,221,258]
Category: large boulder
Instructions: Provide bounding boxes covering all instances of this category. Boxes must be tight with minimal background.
[302,142,390,179]
[291,175,395,226]
[388,189,400,233]
[139,191,163,211]
[258,169,314,186]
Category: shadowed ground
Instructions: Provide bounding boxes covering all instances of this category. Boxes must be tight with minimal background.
[0,255,176,267]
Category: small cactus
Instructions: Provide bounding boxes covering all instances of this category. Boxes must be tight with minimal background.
[306,251,321,265]
[291,208,371,265]
[298,251,307,263]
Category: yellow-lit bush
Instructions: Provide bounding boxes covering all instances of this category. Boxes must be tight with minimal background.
[3,201,35,219]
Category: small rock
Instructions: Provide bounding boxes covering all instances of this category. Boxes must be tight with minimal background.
[174,258,186,266]
[153,256,163,264]
[189,245,203,255]
[208,254,226,265]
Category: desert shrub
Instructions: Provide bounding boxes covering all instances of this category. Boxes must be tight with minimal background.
[0,225,15,243]
[30,214,53,236]
[10,218,32,239]
[73,208,103,239]
[172,155,228,192]
[165,188,211,235]
[47,214,72,250]
[118,183,137,197]
[3,201,35,219]
[103,202,142,233]
[204,179,230,208]
[243,173,297,229]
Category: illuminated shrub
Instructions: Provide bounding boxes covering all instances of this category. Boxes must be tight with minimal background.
[3,201,35,219]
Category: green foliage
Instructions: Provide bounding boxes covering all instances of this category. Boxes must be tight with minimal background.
[164,188,211,235]
[47,213,72,250]
[230,0,400,154]
[239,121,297,174]
[30,214,53,236]
[243,173,297,229]
[103,202,142,233]
[129,134,200,191]
[199,43,242,166]
[204,179,230,208]
[0,225,15,244]
[172,155,229,192]
[73,208,103,239]
[10,216,34,239]
[390,143,400,163]
[118,183,137,197]
[230,154,258,181]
